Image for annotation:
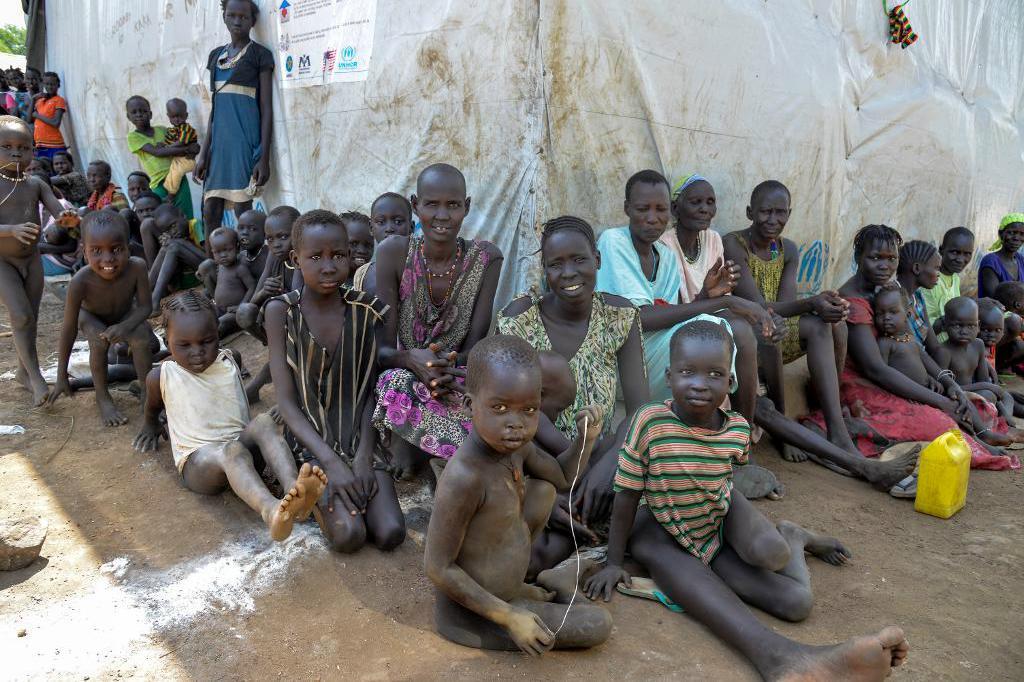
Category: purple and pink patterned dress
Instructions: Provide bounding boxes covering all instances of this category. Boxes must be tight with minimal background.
[373,236,499,458]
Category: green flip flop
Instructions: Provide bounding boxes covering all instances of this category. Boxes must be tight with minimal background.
[616,577,684,613]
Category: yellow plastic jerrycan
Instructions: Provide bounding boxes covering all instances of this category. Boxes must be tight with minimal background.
[914,429,970,519]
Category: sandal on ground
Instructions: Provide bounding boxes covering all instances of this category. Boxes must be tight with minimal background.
[616,577,684,613]
[889,473,917,499]
[732,464,785,500]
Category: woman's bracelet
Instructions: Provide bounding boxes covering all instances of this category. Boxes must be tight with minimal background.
[937,369,956,383]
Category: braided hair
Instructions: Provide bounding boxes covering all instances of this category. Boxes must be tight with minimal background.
[897,239,938,275]
[540,215,597,254]
[852,224,903,263]
[161,290,218,332]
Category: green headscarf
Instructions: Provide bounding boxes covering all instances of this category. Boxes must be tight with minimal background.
[989,212,1024,252]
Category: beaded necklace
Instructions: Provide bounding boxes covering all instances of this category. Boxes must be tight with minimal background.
[0,165,25,207]
[245,243,265,263]
[421,240,462,307]
[683,230,703,265]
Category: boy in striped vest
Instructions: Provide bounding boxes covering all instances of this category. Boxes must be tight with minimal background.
[585,317,910,680]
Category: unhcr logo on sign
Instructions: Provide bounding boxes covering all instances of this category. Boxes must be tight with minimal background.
[797,240,829,295]
[337,45,359,70]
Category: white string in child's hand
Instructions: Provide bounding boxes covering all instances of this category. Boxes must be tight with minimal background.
[553,414,586,636]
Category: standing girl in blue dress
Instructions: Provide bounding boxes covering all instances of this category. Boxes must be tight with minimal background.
[193,0,274,235]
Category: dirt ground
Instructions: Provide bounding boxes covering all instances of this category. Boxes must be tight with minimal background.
[2,285,1023,681]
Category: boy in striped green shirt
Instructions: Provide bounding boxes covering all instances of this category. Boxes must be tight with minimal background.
[585,318,910,680]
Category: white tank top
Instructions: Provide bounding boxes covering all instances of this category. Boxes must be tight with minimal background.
[159,349,250,472]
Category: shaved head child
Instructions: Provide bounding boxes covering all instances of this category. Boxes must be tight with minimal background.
[0,115,79,404]
[202,226,256,337]
[46,211,155,426]
[585,318,910,680]
[425,334,611,655]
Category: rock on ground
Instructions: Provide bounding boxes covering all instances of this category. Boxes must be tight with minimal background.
[0,516,47,571]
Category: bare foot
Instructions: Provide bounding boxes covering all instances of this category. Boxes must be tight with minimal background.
[537,556,602,603]
[29,376,49,407]
[18,364,49,406]
[267,405,283,425]
[287,463,328,521]
[777,520,851,566]
[775,626,909,681]
[519,582,556,602]
[781,443,810,463]
[268,464,328,541]
[97,393,129,426]
[863,448,918,491]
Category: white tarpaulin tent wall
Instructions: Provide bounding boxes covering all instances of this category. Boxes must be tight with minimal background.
[45,1,1024,303]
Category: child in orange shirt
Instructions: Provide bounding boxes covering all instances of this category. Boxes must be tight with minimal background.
[29,72,67,160]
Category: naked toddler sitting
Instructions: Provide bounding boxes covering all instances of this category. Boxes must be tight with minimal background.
[425,335,612,655]
[46,211,154,426]
[202,226,255,337]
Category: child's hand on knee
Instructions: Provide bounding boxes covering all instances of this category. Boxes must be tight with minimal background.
[101,323,133,345]
[584,565,631,602]
[503,607,555,656]
[519,583,555,602]
[324,463,367,516]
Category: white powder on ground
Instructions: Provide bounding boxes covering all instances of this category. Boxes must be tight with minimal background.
[4,523,329,679]
[105,523,329,629]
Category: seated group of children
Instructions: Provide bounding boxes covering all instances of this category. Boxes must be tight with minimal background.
[877,229,1024,452]
[1,114,919,678]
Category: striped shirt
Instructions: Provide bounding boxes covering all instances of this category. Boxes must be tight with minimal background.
[277,286,388,462]
[614,401,751,564]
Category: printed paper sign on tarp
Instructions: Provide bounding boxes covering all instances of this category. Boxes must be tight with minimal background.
[276,0,377,88]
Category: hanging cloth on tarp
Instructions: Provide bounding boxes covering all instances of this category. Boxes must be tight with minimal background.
[886,1,919,49]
